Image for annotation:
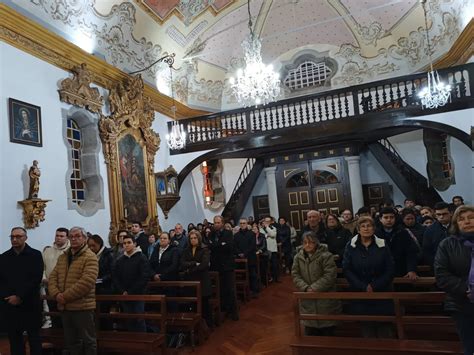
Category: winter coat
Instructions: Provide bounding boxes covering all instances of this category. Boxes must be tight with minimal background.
[42,240,70,280]
[375,226,418,276]
[48,244,98,311]
[343,235,394,315]
[260,225,278,253]
[434,235,474,316]
[96,247,114,294]
[325,226,352,266]
[255,233,268,256]
[208,229,236,272]
[301,223,328,244]
[171,234,189,255]
[234,229,257,265]
[277,224,292,253]
[134,231,149,256]
[113,249,150,294]
[149,245,180,281]
[181,246,212,297]
[292,243,342,328]
[423,221,449,267]
[0,244,44,330]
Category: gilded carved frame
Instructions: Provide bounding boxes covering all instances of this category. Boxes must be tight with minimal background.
[99,75,160,237]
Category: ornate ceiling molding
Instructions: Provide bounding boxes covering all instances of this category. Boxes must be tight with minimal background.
[433,18,474,68]
[0,4,207,119]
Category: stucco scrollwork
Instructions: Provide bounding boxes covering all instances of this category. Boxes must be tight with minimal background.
[59,63,104,113]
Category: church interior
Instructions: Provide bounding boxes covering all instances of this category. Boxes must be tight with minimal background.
[0,0,473,354]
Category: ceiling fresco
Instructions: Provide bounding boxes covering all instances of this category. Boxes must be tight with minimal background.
[8,0,472,112]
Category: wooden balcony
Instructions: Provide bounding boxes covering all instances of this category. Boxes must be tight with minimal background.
[169,63,474,155]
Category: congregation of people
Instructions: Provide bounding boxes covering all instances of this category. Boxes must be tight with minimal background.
[0,194,473,355]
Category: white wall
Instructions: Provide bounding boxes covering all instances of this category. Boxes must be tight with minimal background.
[408,108,473,135]
[389,130,473,204]
[0,42,110,253]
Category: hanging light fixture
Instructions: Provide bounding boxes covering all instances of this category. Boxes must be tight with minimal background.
[229,0,281,107]
[165,65,186,150]
[418,0,451,109]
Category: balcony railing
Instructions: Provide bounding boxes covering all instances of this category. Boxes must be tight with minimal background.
[168,63,473,153]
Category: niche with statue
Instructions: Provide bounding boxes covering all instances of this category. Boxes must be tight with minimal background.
[155,165,180,219]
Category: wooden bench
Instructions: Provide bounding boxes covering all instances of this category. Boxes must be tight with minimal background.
[337,265,432,277]
[147,280,202,349]
[209,271,224,326]
[336,277,436,289]
[41,294,167,354]
[291,291,461,355]
[235,258,251,303]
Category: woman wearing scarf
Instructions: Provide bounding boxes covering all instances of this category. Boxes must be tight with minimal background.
[435,205,474,355]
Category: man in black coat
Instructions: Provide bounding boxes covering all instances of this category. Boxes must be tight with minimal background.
[277,217,293,273]
[0,227,43,355]
[300,210,327,245]
[376,208,419,280]
[423,202,452,268]
[208,215,239,320]
[130,221,149,254]
[234,218,258,296]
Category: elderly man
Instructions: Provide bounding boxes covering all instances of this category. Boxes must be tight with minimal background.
[171,223,188,253]
[0,227,44,355]
[301,210,327,244]
[49,227,98,355]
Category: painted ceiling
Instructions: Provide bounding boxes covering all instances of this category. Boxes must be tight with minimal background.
[8,0,473,112]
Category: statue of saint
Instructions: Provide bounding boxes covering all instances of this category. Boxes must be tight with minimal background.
[28,160,41,199]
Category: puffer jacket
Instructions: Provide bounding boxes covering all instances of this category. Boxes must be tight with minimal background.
[434,234,474,315]
[48,244,98,311]
[292,243,341,328]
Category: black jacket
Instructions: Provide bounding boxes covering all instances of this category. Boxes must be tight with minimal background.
[376,226,418,276]
[96,247,114,294]
[434,235,474,315]
[113,250,150,294]
[301,223,327,244]
[149,245,180,281]
[234,229,257,265]
[326,226,352,266]
[423,221,449,267]
[255,233,268,255]
[406,223,426,247]
[134,231,149,255]
[0,244,44,330]
[180,246,212,297]
[343,235,394,315]
[208,228,235,272]
[277,224,292,253]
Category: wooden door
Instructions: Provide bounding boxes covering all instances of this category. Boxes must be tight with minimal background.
[362,183,392,209]
[252,195,270,221]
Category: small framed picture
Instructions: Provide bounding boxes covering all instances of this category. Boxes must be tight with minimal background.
[9,98,43,147]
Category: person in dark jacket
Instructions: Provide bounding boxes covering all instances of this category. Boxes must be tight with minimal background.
[401,208,425,248]
[376,207,419,280]
[435,205,474,355]
[171,223,188,255]
[146,233,159,259]
[0,227,44,355]
[343,216,395,338]
[253,223,269,287]
[87,234,114,294]
[130,221,148,255]
[208,215,238,320]
[423,202,452,268]
[277,217,293,273]
[181,230,213,327]
[234,218,258,296]
[300,210,327,245]
[113,235,151,332]
[150,232,180,281]
[325,213,352,267]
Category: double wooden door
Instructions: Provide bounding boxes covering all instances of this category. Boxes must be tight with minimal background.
[276,158,350,232]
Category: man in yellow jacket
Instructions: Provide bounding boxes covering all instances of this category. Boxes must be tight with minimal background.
[49,226,98,355]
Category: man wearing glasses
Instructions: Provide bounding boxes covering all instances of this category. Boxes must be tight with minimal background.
[0,227,44,355]
[48,226,99,355]
[423,202,453,268]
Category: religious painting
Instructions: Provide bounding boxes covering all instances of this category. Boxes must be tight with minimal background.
[118,132,149,223]
[9,98,43,147]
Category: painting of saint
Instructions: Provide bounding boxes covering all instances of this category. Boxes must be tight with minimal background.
[118,133,148,223]
[9,98,42,146]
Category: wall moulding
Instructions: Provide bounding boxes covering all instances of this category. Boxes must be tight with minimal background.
[0,4,208,119]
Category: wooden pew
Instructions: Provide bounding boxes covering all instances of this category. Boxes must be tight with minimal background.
[209,271,224,326]
[147,280,202,348]
[41,294,167,354]
[337,265,433,277]
[291,291,461,355]
[235,258,251,303]
[336,277,436,289]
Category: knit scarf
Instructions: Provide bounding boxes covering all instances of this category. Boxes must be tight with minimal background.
[462,232,474,303]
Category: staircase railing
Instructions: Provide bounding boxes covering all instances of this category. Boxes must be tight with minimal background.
[230,158,256,199]
[169,63,473,152]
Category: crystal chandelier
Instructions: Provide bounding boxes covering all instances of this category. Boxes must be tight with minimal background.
[418,0,451,109]
[229,0,281,107]
[165,66,186,150]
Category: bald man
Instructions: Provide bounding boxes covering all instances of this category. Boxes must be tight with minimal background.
[299,210,327,245]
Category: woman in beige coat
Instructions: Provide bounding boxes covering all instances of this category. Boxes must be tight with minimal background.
[292,231,341,336]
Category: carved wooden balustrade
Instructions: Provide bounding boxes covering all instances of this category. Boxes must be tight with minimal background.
[168,63,473,154]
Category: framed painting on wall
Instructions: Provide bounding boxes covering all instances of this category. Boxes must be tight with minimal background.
[8,98,43,147]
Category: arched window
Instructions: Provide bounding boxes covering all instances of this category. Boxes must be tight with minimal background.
[286,171,309,188]
[284,61,332,90]
[67,119,86,205]
[313,169,339,185]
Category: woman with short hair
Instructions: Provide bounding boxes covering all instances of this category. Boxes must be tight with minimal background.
[292,231,341,336]
[325,213,352,267]
[435,205,474,355]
